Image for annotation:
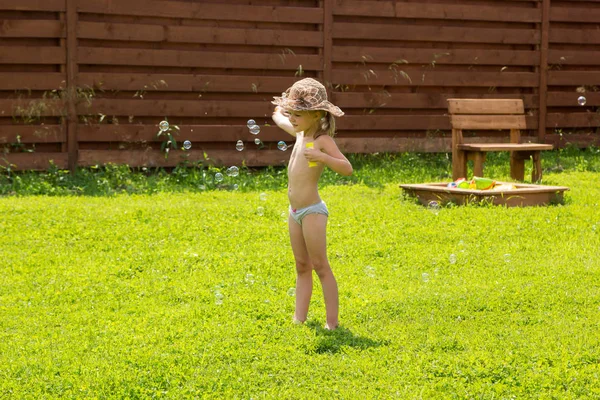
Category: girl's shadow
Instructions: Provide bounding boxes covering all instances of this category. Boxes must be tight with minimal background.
[305,321,388,354]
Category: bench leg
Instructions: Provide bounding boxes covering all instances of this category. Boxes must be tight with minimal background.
[452,150,467,180]
[532,151,542,182]
[510,152,525,181]
[473,152,485,177]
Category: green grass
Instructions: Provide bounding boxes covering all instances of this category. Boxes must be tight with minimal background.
[1,149,600,398]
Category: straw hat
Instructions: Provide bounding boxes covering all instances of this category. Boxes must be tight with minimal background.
[271,78,344,117]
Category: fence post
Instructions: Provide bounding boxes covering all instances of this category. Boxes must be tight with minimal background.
[538,0,550,142]
[65,0,78,172]
[321,0,333,93]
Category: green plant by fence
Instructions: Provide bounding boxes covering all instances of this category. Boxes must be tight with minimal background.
[0,0,599,170]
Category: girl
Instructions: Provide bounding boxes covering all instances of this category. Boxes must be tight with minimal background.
[271,78,353,330]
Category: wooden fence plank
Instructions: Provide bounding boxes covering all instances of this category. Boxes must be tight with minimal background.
[77,21,323,47]
[332,93,539,110]
[550,6,600,23]
[332,69,539,87]
[77,73,298,93]
[78,47,322,71]
[544,133,600,148]
[333,23,540,45]
[332,47,539,66]
[0,125,65,143]
[336,137,451,153]
[0,20,64,38]
[78,99,274,118]
[547,92,600,107]
[0,152,68,170]
[77,125,288,143]
[0,0,65,12]
[0,46,65,64]
[548,50,600,66]
[334,0,542,23]
[550,28,600,45]
[337,115,450,131]
[0,73,66,90]
[0,99,63,118]
[337,115,539,131]
[77,0,323,24]
[78,149,292,168]
[547,113,600,128]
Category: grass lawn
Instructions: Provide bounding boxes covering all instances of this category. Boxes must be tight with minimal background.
[1,150,600,398]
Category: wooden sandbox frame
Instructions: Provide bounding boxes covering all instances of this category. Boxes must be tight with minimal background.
[400,182,570,207]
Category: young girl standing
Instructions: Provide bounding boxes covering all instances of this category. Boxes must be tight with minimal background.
[271,78,353,330]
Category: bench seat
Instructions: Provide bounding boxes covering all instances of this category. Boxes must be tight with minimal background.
[458,143,554,152]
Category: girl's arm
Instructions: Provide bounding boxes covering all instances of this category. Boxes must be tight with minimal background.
[305,135,353,176]
[271,106,296,137]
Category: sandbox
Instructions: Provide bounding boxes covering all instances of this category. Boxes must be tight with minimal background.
[400,182,569,207]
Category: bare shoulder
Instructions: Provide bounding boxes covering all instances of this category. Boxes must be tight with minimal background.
[314,135,339,151]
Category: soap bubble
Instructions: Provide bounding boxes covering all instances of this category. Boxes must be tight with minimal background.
[578,96,587,106]
[226,166,239,177]
[257,206,265,216]
[214,290,224,305]
[449,254,457,264]
[183,140,192,150]
[255,138,262,145]
[365,265,376,277]
[427,201,441,215]
[159,120,169,132]
[247,119,256,128]
[428,201,440,210]
[233,184,239,190]
[422,273,430,282]
[249,125,260,135]
[504,254,511,263]
[245,273,255,284]
[259,192,267,201]
[287,288,296,297]
[236,140,244,151]
[277,141,288,151]
[214,173,224,182]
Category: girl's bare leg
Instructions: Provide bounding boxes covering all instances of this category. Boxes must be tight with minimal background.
[302,213,338,329]
[288,214,312,323]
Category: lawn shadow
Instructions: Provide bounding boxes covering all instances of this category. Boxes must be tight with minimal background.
[305,321,388,354]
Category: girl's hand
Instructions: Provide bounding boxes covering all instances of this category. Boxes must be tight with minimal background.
[272,106,295,136]
[304,146,322,163]
[274,106,290,117]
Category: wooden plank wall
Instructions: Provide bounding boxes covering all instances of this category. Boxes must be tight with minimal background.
[0,0,68,169]
[0,0,599,170]
[546,0,600,147]
[330,0,544,153]
[74,0,320,168]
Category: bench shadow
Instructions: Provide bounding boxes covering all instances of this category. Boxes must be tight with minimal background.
[305,321,388,354]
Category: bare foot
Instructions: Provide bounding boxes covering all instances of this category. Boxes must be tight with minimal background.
[324,323,338,331]
[293,318,305,325]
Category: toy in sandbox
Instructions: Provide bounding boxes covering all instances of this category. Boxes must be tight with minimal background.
[400,98,570,207]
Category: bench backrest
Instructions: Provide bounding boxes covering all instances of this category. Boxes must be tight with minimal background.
[447,99,526,143]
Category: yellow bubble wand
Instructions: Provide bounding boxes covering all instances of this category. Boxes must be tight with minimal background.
[305,142,317,167]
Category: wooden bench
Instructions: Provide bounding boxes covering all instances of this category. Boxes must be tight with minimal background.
[448,99,553,182]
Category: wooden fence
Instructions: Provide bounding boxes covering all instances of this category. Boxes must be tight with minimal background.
[0,0,599,170]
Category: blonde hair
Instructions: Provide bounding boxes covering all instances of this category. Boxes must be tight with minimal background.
[314,111,336,139]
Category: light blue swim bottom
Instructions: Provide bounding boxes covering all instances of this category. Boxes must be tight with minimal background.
[289,201,329,226]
